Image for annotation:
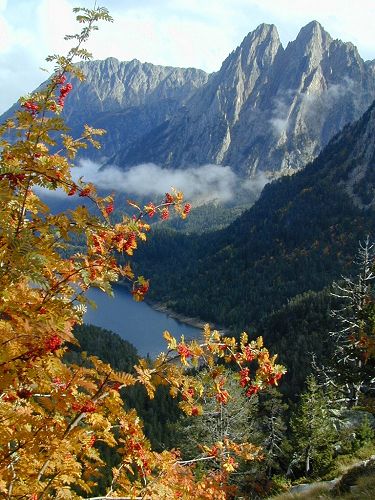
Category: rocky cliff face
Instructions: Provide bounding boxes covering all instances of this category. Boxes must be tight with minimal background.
[2,22,374,178]
[135,90,375,331]
[61,57,209,160]
[112,21,375,177]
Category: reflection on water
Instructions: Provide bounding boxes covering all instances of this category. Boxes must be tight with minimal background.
[84,285,201,358]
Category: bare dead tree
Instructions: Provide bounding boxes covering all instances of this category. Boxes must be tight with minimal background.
[315,237,375,408]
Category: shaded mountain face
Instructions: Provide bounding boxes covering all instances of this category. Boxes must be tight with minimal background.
[111,21,375,177]
[0,57,209,162]
[134,99,375,330]
[62,58,209,160]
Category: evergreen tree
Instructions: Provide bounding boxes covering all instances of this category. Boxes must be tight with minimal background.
[257,388,289,479]
[289,375,337,478]
[169,369,263,497]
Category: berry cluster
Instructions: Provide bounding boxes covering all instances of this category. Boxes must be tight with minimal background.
[58,82,73,108]
[183,203,191,215]
[131,282,149,301]
[105,202,114,215]
[23,101,39,117]
[0,173,26,188]
[177,343,193,359]
[44,335,62,353]
[72,400,97,413]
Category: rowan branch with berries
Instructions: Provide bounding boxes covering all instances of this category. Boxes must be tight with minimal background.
[0,5,285,498]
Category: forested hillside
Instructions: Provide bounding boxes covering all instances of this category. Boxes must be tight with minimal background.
[134,101,375,335]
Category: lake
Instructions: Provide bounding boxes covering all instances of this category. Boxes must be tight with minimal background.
[84,285,202,358]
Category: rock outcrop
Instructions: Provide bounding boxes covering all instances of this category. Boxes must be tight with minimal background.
[111,21,375,177]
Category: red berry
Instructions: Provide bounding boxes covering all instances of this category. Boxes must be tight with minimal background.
[239,368,250,388]
[73,400,97,413]
[183,203,191,215]
[216,390,229,404]
[44,335,62,352]
[3,393,17,402]
[246,385,259,397]
[79,187,91,197]
[105,202,114,215]
[164,193,174,204]
[68,185,77,196]
[55,74,67,85]
[161,208,169,220]
[17,388,33,399]
[146,203,156,217]
[177,344,192,359]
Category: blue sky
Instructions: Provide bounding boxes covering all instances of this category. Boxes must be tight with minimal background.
[1,0,374,114]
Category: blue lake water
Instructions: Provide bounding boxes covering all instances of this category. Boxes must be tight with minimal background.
[84,285,201,358]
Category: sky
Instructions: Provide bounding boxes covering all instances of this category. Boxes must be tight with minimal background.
[1,0,375,114]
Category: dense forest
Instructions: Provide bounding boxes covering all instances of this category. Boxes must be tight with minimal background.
[72,311,375,498]
[133,104,375,337]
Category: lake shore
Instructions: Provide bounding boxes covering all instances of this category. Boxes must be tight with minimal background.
[115,280,229,337]
[148,300,229,337]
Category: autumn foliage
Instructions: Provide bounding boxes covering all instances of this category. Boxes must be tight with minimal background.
[0,6,285,498]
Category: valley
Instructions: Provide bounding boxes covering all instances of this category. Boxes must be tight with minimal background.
[1,5,375,498]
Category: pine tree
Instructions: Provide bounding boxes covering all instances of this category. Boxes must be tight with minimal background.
[289,376,337,478]
[258,388,288,479]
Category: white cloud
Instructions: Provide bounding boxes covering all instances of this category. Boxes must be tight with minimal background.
[70,160,268,204]
[269,93,293,135]
[269,77,365,137]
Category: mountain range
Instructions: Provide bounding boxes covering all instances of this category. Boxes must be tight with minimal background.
[114,21,375,177]
[2,20,374,182]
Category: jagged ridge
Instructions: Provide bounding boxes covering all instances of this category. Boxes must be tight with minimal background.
[112,21,375,177]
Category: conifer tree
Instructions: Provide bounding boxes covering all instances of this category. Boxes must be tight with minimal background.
[257,388,288,479]
[289,376,337,478]
[170,369,263,496]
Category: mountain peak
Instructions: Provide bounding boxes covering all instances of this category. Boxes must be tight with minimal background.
[254,23,279,36]
[302,20,324,32]
[295,20,332,48]
[234,22,281,68]
[242,23,280,46]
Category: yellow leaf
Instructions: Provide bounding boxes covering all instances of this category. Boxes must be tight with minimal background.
[163,330,177,350]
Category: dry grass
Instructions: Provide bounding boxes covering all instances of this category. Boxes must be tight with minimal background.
[270,485,333,499]
[269,444,375,499]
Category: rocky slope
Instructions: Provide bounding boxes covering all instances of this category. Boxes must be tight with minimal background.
[0,57,209,161]
[112,21,375,177]
[63,57,209,160]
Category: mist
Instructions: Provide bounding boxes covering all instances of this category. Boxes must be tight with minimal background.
[269,79,359,136]
[71,160,269,204]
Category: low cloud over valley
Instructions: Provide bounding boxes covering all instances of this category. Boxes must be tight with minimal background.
[72,160,268,204]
